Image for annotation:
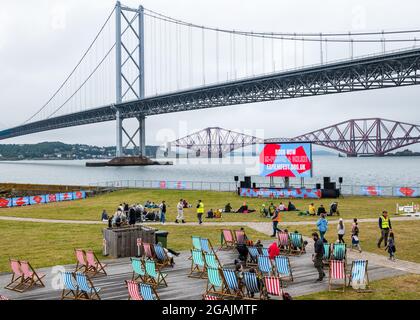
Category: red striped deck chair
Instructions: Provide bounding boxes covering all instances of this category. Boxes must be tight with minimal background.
[74,249,88,273]
[219,229,235,250]
[277,232,290,254]
[234,230,246,245]
[263,276,284,300]
[0,295,10,300]
[4,259,25,292]
[143,243,156,260]
[19,261,45,291]
[86,250,107,277]
[329,260,346,292]
[202,294,223,300]
[126,280,143,300]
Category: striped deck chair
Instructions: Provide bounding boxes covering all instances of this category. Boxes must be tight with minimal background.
[200,238,214,254]
[126,280,143,300]
[143,243,156,260]
[131,258,147,283]
[263,276,284,300]
[202,294,223,300]
[274,256,293,282]
[234,230,246,245]
[60,272,79,300]
[74,249,88,273]
[277,232,290,254]
[257,255,274,277]
[19,261,45,291]
[75,272,101,300]
[0,295,9,300]
[192,236,202,251]
[329,260,346,292]
[247,246,259,265]
[4,259,25,292]
[189,249,206,278]
[154,244,173,268]
[204,252,222,269]
[323,243,332,266]
[219,229,235,250]
[206,267,226,295]
[348,260,370,291]
[139,283,160,300]
[242,272,262,300]
[145,260,168,287]
[86,250,107,276]
[332,243,347,262]
[222,269,244,298]
[289,233,305,255]
[261,248,269,257]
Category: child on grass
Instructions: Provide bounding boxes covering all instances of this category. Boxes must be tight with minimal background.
[384,231,396,261]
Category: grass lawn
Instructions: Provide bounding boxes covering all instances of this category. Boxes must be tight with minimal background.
[0,220,270,273]
[0,189,409,223]
[297,274,420,300]
[290,220,420,263]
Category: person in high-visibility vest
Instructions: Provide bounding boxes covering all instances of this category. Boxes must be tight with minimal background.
[378,210,392,248]
[196,200,204,225]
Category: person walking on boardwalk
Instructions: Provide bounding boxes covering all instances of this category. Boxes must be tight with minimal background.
[377,210,392,248]
[196,200,204,225]
[175,199,186,223]
[159,200,167,225]
[312,232,325,282]
[316,213,328,240]
[270,209,281,237]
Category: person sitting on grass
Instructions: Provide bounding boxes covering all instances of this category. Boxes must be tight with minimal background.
[308,203,316,216]
[278,202,286,211]
[260,204,269,217]
[224,203,232,213]
[206,208,214,219]
[317,204,327,216]
[101,209,108,222]
[287,201,297,211]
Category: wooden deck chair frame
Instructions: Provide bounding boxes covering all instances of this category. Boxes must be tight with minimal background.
[75,272,101,300]
[74,249,88,273]
[221,268,245,299]
[19,260,46,291]
[86,250,107,277]
[205,267,227,296]
[328,260,346,292]
[347,260,371,292]
[4,259,25,292]
[61,272,79,300]
[145,260,168,288]
[274,256,293,283]
[289,233,306,256]
[219,229,236,250]
[242,272,264,300]
[189,249,206,279]
[154,244,173,269]
[277,232,290,255]
[130,258,148,283]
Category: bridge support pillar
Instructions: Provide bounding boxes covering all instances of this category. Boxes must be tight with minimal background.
[116,110,123,157]
[137,115,146,157]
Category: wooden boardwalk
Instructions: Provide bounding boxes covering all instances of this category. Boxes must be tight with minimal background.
[0,241,405,300]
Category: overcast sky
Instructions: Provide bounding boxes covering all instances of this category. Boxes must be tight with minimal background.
[1,0,419,150]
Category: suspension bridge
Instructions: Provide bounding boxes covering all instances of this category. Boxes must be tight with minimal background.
[1,2,420,158]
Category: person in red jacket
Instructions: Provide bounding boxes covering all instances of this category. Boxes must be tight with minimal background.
[268,242,280,259]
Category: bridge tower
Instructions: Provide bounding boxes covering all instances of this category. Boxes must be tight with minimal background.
[115,1,146,157]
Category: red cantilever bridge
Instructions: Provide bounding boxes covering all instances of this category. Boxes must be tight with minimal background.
[170,118,420,157]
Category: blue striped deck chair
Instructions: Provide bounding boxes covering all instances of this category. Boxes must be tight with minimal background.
[348,260,370,291]
[242,272,262,300]
[60,272,79,300]
[200,238,214,254]
[131,258,147,283]
[154,244,172,268]
[222,269,244,298]
[145,260,168,287]
[257,255,273,276]
[323,243,331,265]
[289,233,305,255]
[139,283,160,300]
[261,248,269,257]
[274,256,293,282]
[75,272,101,300]
[332,243,347,262]
[206,267,226,295]
[189,249,206,278]
[247,246,259,265]
[204,252,222,269]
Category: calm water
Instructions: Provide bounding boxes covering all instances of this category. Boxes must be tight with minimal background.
[0,155,419,187]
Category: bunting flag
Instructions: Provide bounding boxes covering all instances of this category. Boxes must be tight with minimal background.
[0,198,12,208]
[394,187,419,197]
[29,195,46,205]
[360,186,383,196]
[57,192,73,201]
[46,194,57,203]
[240,188,321,199]
[73,191,86,200]
[12,197,30,207]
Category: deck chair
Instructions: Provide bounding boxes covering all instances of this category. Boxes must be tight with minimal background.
[189,249,206,278]
[143,243,156,260]
[277,232,290,254]
[86,250,107,276]
[257,255,274,277]
[263,276,284,300]
[154,244,173,268]
[74,249,88,273]
[329,260,346,292]
[200,238,214,254]
[139,283,160,300]
[4,259,25,292]
[192,236,202,251]
[126,280,143,300]
[0,295,9,300]
[75,272,101,300]
[332,243,347,263]
[222,269,244,298]
[203,294,223,300]
[145,260,168,287]
[247,246,260,266]
[274,256,293,282]
[60,272,79,300]
[242,271,263,300]
[219,229,235,250]
[348,260,370,292]
[206,267,226,295]
[289,233,305,255]
[131,258,147,283]
[19,261,45,291]
[234,230,246,245]
[322,243,332,266]
[260,248,269,256]
[204,252,222,269]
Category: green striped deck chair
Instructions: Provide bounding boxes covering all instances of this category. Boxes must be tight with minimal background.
[192,236,202,250]
[206,267,226,295]
[323,243,331,265]
[289,233,305,255]
[204,252,222,269]
[189,249,206,278]
[130,258,147,283]
[145,260,168,288]
[332,243,347,262]
[348,260,370,291]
